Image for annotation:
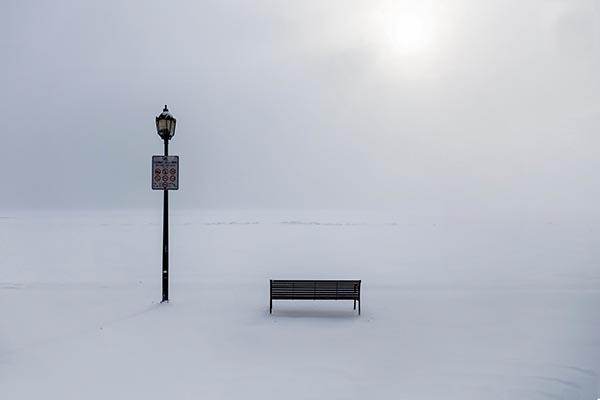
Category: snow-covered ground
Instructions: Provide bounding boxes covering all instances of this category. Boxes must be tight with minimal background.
[1,209,599,399]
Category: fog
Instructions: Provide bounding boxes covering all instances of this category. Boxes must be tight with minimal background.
[3,3,600,397]
[3,0,600,213]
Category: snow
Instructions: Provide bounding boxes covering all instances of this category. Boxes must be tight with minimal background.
[1,209,599,399]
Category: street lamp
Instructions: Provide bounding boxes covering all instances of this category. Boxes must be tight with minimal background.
[156,105,176,303]
[156,105,176,141]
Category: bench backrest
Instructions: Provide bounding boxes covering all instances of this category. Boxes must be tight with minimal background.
[270,280,361,300]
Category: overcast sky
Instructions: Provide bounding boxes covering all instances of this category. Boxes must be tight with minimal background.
[2,0,600,213]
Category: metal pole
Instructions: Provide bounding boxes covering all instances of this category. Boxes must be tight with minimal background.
[162,138,169,302]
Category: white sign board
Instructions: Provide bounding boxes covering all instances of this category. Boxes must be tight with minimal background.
[152,155,179,190]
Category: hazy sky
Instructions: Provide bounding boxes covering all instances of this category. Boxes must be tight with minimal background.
[3,0,600,212]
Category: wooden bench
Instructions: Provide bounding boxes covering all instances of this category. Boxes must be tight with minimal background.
[270,280,361,315]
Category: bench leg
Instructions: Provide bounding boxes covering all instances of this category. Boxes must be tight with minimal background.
[354,299,356,310]
[358,301,361,315]
[270,299,272,314]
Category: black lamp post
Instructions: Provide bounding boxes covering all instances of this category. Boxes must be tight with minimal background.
[156,105,176,303]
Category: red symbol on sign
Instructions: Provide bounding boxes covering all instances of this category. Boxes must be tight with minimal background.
[154,175,161,182]
[170,168,176,174]
[162,176,168,182]
[169,176,176,182]
[162,169,168,174]
[162,182,168,189]
[155,169,160,174]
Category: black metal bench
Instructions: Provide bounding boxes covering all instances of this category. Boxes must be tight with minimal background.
[270,280,361,315]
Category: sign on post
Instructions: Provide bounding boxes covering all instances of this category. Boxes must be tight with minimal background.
[152,155,179,190]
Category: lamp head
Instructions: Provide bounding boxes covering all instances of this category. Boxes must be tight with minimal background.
[156,105,176,140]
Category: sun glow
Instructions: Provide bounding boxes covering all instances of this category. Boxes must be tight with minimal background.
[368,5,437,59]
[362,4,441,80]
[381,14,434,54]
